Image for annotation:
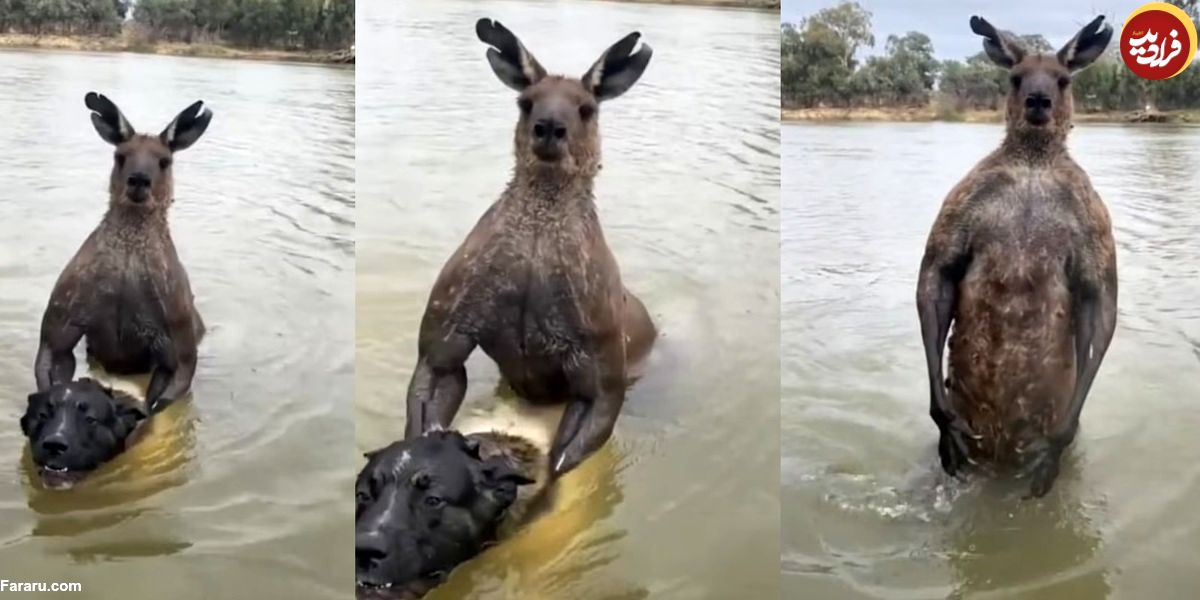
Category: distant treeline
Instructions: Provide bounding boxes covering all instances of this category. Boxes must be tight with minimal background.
[782,1,1200,113]
[0,0,353,50]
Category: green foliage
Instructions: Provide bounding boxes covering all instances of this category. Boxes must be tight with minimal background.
[782,0,1200,112]
[0,0,353,50]
[0,0,123,35]
[135,0,353,49]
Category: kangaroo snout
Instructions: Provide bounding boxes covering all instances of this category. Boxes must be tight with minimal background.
[127,171,151,188]
[531,117,567,160]
[1024,92,1052,125]
[125,171,151,202]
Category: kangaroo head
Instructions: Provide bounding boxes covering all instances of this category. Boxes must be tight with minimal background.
[476,18,652,178]
[85,92,212,210]
[970,15,1112,142]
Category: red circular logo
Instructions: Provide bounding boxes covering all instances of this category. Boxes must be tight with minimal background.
[1121,2,1197,80]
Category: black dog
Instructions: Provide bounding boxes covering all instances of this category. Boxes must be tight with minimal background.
[355,430,540,597]
[21,378,146,490]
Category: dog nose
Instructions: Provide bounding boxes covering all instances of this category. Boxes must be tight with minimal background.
[355,531,389,570]
[40,437,69,456]
[1025,92,1052,111]
[127,171,151,188]
[533,118,566,142]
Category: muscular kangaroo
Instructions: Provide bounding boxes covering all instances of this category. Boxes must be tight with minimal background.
[405,19,657,480]
[916,16,1117,497]
[35,92,211,414]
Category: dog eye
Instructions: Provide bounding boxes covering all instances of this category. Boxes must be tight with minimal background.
[159,157,172,170]
[84,415,98,426]
[424,495,445,508]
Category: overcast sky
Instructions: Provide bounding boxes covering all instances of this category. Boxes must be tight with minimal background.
[782,0,1145,60]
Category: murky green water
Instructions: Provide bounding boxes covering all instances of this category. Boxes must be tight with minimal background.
[356,1,779,597]
[0,49,355,599]
[782,122,1200,599]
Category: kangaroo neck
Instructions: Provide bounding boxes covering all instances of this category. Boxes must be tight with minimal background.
[1000,127,1068,165]
[99,202,171,248]
[504,167,595,214]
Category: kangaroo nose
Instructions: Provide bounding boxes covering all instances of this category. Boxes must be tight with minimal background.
[40,437,69,457]
[355,530,389,571]
[533,119,567,142]
[1025,93,1052,110]
[127,172,151,188]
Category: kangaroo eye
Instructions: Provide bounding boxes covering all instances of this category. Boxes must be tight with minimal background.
[115,153,126,167]
[1010,75,1022,89]
[579,104,596,121]
[517,98,532,114]
[1057,76,1070,88]
[424,495,445,508]
[159,157,172,170]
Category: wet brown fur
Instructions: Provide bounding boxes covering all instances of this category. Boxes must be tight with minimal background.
[405,19,656,479]
[917,16,1117,495]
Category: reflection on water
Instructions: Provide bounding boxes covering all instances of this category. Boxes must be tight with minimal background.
[782,122,1200,598]
[357,0,780,598]
[0,49,354,598]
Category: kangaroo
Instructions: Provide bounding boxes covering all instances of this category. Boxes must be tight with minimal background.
[405,19,657,481]
[35,92,212,414]
[916,16,1117,497]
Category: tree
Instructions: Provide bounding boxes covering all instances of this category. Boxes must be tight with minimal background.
[805,1,874,70]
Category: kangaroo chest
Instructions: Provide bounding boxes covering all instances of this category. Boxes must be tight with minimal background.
[77,233,176,345]
[464,229,595,359]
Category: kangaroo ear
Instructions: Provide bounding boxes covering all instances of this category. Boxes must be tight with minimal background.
[160,100,212,152]
[1058,15,1112,71]
[477,18,547,91]
[969,16,1025,69]
[85,92,135,146]
[20,392,50,437]
[582,32,653,101]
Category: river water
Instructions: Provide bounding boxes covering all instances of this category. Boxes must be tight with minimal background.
[356,1,779,598]
[0,50,355,598]
[782,122,1200,599]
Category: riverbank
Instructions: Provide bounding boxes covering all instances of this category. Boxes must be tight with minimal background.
[782,106,1200,124]
[603,0,779,8]
[0,33,352,65]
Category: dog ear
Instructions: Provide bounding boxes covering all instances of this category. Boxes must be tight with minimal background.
[20,392,50,437]
[113,403,147,440]
[475,456,534,516]
[481,456,536,487]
